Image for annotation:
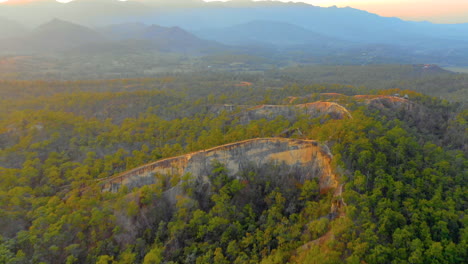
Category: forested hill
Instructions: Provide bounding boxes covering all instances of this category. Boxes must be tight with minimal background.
[0,75,466,263]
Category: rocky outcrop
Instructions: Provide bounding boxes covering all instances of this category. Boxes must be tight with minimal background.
[100,138,339,194]
[237,102,351,124]
[353,95,415,111]
[287,93,347,104]
[296,102,352,119]
[285,94,423,114]
[209,102,351,123]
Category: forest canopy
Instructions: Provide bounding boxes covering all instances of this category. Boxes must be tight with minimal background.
[0,71,466,263]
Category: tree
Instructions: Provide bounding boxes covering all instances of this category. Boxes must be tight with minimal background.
[143,246,163,264]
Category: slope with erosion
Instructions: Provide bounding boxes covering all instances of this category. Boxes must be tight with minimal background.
[100,138,339,195]
[289,92,427,114]
[354,94,417,110]
[210,101,352,125]
[97,137,346,256]
[91,101,353,256]
[237,102,352,124]
[289,92,450,138]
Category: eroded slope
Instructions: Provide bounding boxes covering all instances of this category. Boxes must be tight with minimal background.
[100,138,339,194]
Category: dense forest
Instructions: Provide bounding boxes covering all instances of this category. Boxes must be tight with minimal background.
[1,64,466,104]
[0,71,466,263]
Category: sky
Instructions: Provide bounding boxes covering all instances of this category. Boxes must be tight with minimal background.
[0,0,467,23]
[290,0,468,23]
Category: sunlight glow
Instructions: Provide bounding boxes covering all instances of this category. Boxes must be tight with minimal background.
[206,0,468,23]
[1,0,467,23]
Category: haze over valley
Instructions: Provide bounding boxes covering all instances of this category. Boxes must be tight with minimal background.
[2,0,468,79]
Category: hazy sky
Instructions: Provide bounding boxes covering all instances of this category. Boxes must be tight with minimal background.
[1,0,467,23]
[280,0,468,23]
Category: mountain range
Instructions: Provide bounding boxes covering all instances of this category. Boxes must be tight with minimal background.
[1,0,468,67]
[3,0,468,43]
[0,18,223,55]
[194,20,342,47]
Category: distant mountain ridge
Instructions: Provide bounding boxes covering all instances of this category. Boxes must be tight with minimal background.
[99,22,224,54]
[31,18,104,50]
[0,18,105,53]
[0,18,225,55]
[1,0,468,66]
[1,1,467,54]
[2,0,468,42]
[195,20,342,47]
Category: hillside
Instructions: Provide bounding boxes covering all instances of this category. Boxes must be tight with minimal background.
[99,138,338,194]
[275,64,468,102]
[0,19,105,53]
[0,74,465,263]
[143,25,224,54]
[4,0,468,45]
[0,19,224,56]
[31,18,105,51]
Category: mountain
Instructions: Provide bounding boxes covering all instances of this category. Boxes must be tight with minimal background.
[1,19,105,53]
[96,22,225,54]
[111,1,467,45]
[0,19,225,56]
[142,24,225,54]
[1,0,468,65]
[0,19,96,53]
[2,0,468,44]
[1,0,468,67]
[99,22,149,40]
[32,18,103,43]
[195,20,341,47]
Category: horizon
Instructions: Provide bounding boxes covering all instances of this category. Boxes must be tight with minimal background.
[0,0,467,24]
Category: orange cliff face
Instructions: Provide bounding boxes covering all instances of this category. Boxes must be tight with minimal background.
[100,138,339,196]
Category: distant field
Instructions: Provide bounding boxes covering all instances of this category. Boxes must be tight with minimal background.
[443,67,468,73]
